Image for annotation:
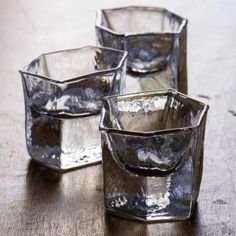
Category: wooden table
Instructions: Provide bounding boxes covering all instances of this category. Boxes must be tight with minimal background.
[0,0,236,235]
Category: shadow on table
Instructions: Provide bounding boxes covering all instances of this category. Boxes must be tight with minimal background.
[104,204,201,236]
[26,159,62,196]
[104,213,148,236]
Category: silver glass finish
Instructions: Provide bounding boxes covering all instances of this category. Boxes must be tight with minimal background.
[96,6,188,94]
[100,89,208,222]
[19,46,127,171]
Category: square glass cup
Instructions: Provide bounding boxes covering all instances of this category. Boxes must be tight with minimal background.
[19,46,127,171]
[100,89,209,222]
[96,6,188,94]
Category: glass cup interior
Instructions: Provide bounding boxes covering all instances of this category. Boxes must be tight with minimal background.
[100,7,183,34]
[20,46,126,117]
[24,46,125,81]
[101,90,206,133]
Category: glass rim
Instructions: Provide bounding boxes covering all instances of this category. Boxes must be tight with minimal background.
[19,45,128,85]
[99,89,209,136]
[96,6,188,37]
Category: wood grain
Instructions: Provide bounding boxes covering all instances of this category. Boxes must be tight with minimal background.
[0,0,236,235]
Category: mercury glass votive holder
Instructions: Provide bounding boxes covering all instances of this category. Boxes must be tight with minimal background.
[19,46,127,171]
[100,89,208,222]
[96,6,188,94]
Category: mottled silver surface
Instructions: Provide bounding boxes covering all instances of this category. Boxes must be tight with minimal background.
[100,89,208,222]
[96,6,188,94]
[19,46,127,170]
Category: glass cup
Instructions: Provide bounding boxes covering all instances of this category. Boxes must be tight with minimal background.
[100,89,209,222]
[19,46,127,171]
[96,6,188,94]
